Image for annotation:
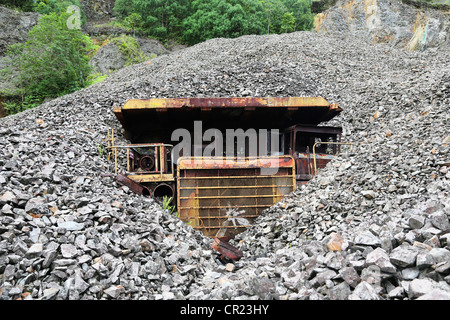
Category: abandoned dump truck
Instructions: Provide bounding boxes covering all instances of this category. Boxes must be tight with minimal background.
[111,97,343,239]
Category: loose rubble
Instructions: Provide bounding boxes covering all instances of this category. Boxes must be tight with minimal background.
[0,30,449,300]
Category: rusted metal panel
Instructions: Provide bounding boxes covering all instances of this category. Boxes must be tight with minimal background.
[122,97,333,110]
[116,173,152,197]
[211,237,243,261]
[296,154,334,181]
[177,156,296,239]
[126,173,175,183]
[114,97,342,143]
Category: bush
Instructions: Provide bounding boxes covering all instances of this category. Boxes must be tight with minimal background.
[111,35,155,67]
[5,11,97,111]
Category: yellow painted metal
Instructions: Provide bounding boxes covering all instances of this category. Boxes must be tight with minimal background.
[126,173,175,183]
[104,142,174,178]
[121,97,333,110]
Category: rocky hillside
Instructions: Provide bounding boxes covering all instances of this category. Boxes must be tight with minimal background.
[0,29,449,300]
[314,0,450,50]
[0,6,40,55]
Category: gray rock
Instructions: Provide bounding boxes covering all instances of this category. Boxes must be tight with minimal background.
[339,267,360,288]
[361,190,375,200]
[366,247,396,273]
[429,248,450,265]
[103,285,125,299]
[0,191,17,205]
[327,282,351,300]
[60,244,78,259]
[26,243,43,258]
[408,278,441,299]
[389,244,420,267]
[354,230,381,247]
[416,289,450,300]
[315,0,450,51]
[0,20,449,301]
[0,6,40,54]
[348,282,382,300]
[39,287,60,300]
[57,221,84,231]
[401,267,420,280]
[430,211,450,231]
[42,249,57,268]
[387,286,405,299]
[409,215,425,229]
[25,197,49,215]
[416,252,434,269]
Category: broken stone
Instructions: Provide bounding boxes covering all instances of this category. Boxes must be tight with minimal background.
[429,211,450,231]
[348,282,382,300]
[354,230,381,247]
[408,278,441,299]
[26,243,43,258]
[366,248,397,273]
[25,197,50,215]
[60,244,78,259]
[389,244,420,268]
[409,215,425,229]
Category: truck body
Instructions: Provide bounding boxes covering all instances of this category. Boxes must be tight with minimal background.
[112,97,342,239]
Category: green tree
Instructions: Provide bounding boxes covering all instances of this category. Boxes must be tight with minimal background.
[0,0,35,11]
[281,12,296,33]
[124,12,144,36]
[283,0,315,31]
[35,0,87,26]
[258,0,288,34]
[7,11,97,107]
[182,0,266,45]
[113,0,314,44]
[114,0,192,41]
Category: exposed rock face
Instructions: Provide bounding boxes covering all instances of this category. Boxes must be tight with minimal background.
[0,6,40,55]
[89,42,126,74]
[314,0,450,50]
[81,0,116,21]
[89,37,169,74]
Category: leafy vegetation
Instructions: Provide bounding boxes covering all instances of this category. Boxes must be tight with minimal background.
[0,0,315,116]
[114,0,315,44]
[0,0,35,11]
[111,35,156,67]
[2,11,97,115]
[162,196,176,215]
[0,0,87,24]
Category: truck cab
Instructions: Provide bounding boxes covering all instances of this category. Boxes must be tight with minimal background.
[284,125,342,183]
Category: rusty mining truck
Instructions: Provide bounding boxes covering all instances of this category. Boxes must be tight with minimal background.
[110,97,343,240]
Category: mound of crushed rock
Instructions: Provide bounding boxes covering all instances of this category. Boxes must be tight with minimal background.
[0,31,449,300]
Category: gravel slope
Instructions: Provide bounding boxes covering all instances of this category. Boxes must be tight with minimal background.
[0,31,449,300]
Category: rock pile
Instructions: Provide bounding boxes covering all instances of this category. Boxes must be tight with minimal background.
[0,30,449,299]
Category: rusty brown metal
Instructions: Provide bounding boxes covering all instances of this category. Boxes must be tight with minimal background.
[211,237,243,261]
[177,156,296,239]
[116,173,152,197]
[153,183,175,201]
[113,97,342,143]
[110,97,344,240]
[122,97,333,109]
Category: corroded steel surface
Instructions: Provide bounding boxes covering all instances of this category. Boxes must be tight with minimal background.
[211,237,243,261]
[116,173,152,197]
[113,97,342,143]
[121,97,335,109]
[177,156,296,239]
